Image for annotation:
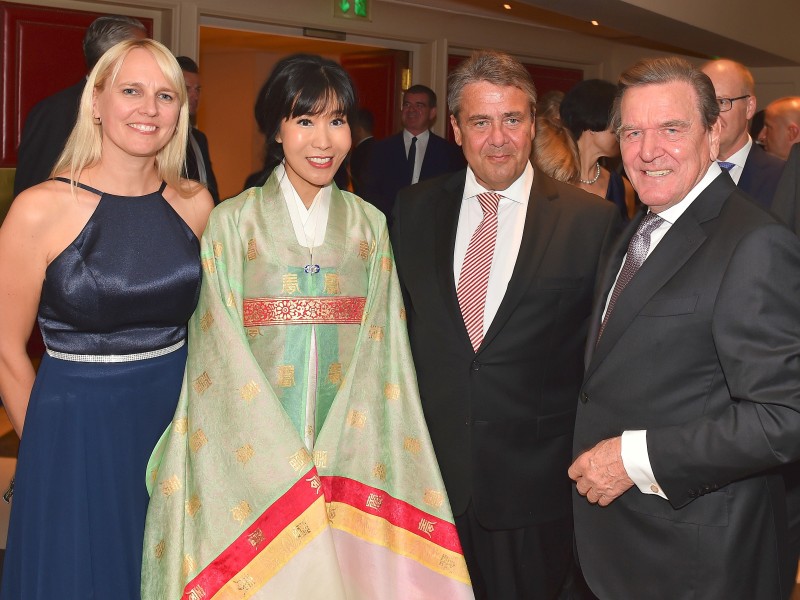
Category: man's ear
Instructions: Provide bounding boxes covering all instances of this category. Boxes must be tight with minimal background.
[450,114,462,146]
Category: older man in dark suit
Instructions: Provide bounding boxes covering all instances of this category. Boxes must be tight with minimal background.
[13,15,146,197]
[701,59,784,208]
[365,84,464,221]
[570,56,800,600]
[392,51,619,599]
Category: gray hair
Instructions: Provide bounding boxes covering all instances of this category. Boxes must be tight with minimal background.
[83,15,147,69]
[611,56,719,134]
[447,50,536,121]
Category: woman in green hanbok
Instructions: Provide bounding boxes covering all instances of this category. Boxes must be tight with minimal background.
[142,54,473,599]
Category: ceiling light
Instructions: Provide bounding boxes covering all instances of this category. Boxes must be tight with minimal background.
[503,3,512,9]
[591,20,599,26]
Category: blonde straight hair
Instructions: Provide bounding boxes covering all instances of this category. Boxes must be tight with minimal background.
[51,38,193,196]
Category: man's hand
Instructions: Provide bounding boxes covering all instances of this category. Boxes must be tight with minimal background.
[568,436,634,506]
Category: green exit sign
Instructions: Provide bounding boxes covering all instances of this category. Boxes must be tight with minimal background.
[334,0,369,20]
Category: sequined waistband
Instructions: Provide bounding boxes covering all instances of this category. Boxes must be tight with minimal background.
[45,339,185,363]
[243,296,367,327]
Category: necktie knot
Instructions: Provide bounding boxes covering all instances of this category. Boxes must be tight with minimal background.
[476,192,500,216]
[636,211,664,239]
[718,160,735,171]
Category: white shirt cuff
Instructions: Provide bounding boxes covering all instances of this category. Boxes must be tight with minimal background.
[621,430,668,499]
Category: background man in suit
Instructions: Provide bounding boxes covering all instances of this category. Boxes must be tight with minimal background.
[759,96,800,160]
[569,57,800,599]
[773,143,800,235]
[701,59,784,207]
[365,84,464,221]
[176,56,220,204]
[348,107,375,197]
[391,50,619,599]
[13,15,146,197]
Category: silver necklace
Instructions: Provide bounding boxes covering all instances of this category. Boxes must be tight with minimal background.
[579,162,601,185]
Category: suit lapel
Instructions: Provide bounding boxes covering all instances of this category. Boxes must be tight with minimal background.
[585,173,733,379]
[434,173,473,350]
[479,173,560,352]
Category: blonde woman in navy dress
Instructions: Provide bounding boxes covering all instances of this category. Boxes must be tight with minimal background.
[0,38,213,598]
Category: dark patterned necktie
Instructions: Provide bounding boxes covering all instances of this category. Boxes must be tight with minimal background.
[407,136,417,185]
[597,212,664,342]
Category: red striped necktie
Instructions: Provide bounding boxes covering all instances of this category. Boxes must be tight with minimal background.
[457,192,501,351]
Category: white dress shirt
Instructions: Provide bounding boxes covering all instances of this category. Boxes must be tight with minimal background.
[404,129,430,184]
[718,136,754,185]
[617,162,723,499]
[453,163,533,337]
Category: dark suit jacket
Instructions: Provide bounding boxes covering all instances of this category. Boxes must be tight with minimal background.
[365,131,465,221]
[349,136,374,198]
[574,173,800,599]
[391,169,619,529]
[738,142,785,208]
[772,143,800,235]
[185,127,220,204]
[13,80,84,197]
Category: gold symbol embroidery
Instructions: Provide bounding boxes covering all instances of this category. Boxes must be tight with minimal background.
[173,418,188,434]
[247,239,259,261]
[372,463,387,481]
[288,448,312,472]
[277,365,296,387]
[190,429,208,453]
[245,326,260,338]
[292,520,312,539]
[282,273,300,295]
[183,554,197,578]
[324,273,340,295]
[240,380,260,401]
[305,424,314,439]
[439,555,456,571]
[365,493,383,510]
[418,518,436,537]
[358,240,369,259]
[199,310,214,332]
[231,500,252,524]
[226,292,235,307]
[327,504,337,522]
[327,363,342,385]
[187,584,206,600]
[185,495,202,517]
[306,474,322,494]
[192,372,212,394]
[400,308,406,321]
[384,383,400,401]
[368,325,384,341]
[424,489,445,508]
[404,437,421,455]
[161,475,181,497]
[235,575,257,591]
[348,409,367,429]
[201,257,215,274]
[236,444,255,464]
[381,256,392,272]
[248,529,265,548]
[149,468,158,486]
[313,450,328,467]
[212,240,223,258]
[154,540,166,559]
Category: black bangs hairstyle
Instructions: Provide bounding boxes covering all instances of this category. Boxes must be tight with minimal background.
[255,53,357,175]
[559,79,618,142]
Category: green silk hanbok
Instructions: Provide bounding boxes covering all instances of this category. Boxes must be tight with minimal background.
[141,172,473,599]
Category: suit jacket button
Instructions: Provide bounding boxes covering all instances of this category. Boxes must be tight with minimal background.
[470,360,481,372]
[688,489,698,498]
[580,391,589,404]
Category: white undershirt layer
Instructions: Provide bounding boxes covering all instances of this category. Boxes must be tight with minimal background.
[404,129,430,184]
[277,163,332,450]
[453,162,533,338]
[617,162,722,500]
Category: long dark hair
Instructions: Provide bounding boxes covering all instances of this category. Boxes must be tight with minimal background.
[253,54,356,182]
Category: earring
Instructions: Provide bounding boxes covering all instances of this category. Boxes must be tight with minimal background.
[93,116,102,125]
